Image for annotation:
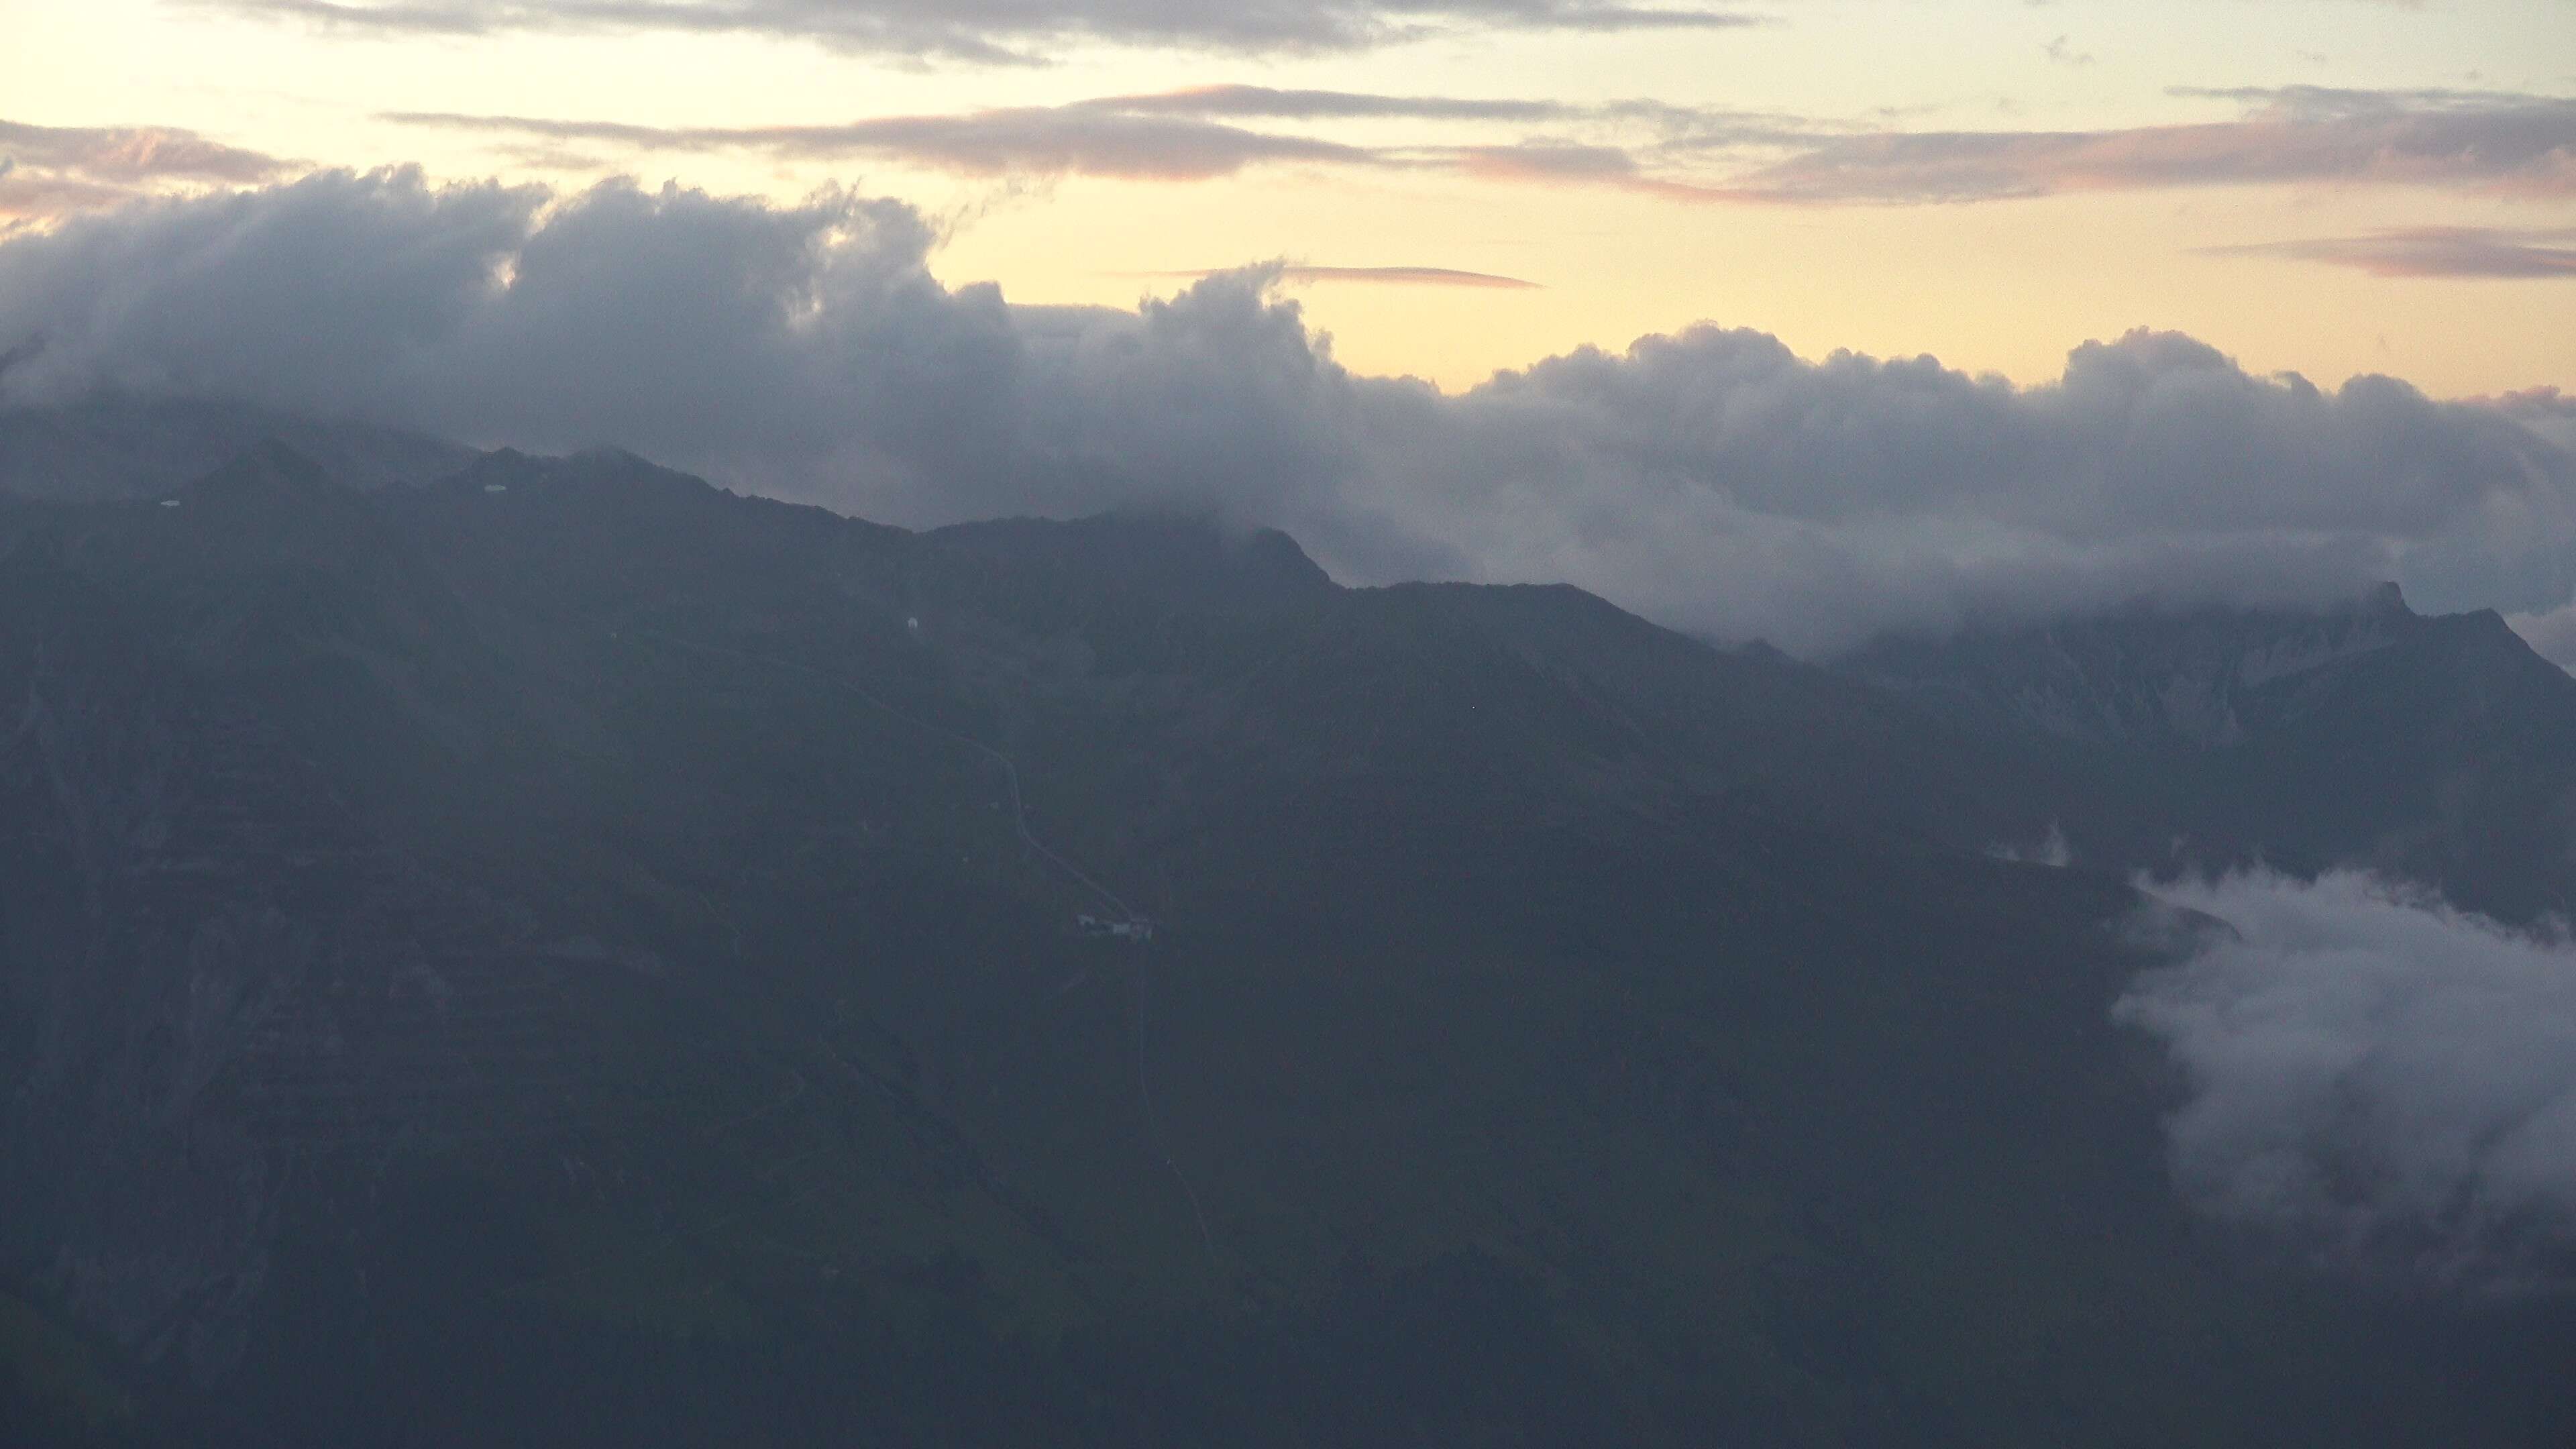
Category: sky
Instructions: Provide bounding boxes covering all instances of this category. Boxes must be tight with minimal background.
[2,0,2571,394]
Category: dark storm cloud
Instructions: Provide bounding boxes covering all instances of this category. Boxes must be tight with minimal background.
[2206,227,2576,280]
[3,169,2572,654]
[2119,871,2576,1293]
[0,121,294,222]
[208,0,1766,62]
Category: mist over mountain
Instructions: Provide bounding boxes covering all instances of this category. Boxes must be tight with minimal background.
[2119,870,2576,1296]
[3,417,2575,1445]
[6,171,2573,655]
[0,394,472,502]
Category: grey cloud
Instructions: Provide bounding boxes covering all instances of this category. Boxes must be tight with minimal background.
[2117,871,2576,1292]
[1089,85,1562,122]
[3,170,2573,655]
[0,120,294,222]
[2506,600,2576,670]
[1275,264,1536,286]
[207,0,1766,62]
[2489,386,2576,454]
[385,107,1379,180]
[0,121,289,184]
[1146,264,1540,287]
[380,91,1817,185]
[2169,85,2546,122]
[1358,327,2576,649]
[1729,88,2576,203]
[1453,141,1643,180]
[2207,227,2576,279]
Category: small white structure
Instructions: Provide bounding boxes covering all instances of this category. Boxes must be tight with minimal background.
[1075,914,1156,943]
[483,483,509,494]
[158,498,182,509]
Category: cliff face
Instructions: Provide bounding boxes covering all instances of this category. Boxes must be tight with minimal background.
[1841,585,2426,749]
[0,486,553,1389]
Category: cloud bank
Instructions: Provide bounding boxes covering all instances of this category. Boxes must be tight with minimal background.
[2118,871,2576,1293]
[3,168,2573,654]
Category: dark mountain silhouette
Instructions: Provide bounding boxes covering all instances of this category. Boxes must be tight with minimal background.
[3,433,2573,1446]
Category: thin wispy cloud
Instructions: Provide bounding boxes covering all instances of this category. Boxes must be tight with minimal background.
[384,85,2576,206]
[1142,263,1540,287]
[1722,89,2576,203]
[2040,34,2093,66]
[0,120,295,223]
[382,91,1821,186]
[2208,227,2576,280]
[206,0,1769,62]
[1087,85,1575,123]
[384,107,1381,180]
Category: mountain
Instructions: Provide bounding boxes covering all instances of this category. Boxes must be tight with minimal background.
[3,439,2572,1446]
[0,394,474,503]
[1844,588,2576,921]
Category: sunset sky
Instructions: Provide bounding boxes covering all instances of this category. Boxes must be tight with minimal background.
[5,0,2571,396]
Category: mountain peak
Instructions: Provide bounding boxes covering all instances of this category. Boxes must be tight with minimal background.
[1843,593,2433,749]
[926,511,1335,616]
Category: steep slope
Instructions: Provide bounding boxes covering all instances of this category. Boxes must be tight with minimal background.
[0,396,472,503]
[4,445,2571,1446]
[1845,589,2576,920]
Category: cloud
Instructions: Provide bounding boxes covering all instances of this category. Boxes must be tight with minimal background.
[1091,85,1575,123]
[2486,385,2576,453]
[1146,264,1540,288]
[0,120,294,223]
[1724,87,2576,203]
[205,0,1766,62]
[385,107,1379,180]
[2040,34,2093,66]
[2505,601,2576,670]
[378,85,2575,211]
[379,91,1821,186]
[2208,226,2576,279]
[4,169,2574,655]
[2116,871,2576,1293]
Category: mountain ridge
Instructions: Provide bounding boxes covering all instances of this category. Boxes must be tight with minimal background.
[5,436,2574,1446]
